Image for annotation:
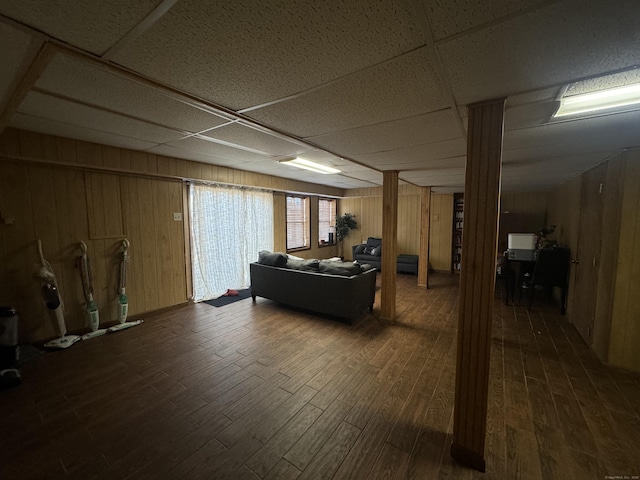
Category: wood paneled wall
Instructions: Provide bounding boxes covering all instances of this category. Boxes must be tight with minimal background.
[0,161,185,343]
[339,184,421,260]
[548,149,640,372]
[429,193,454,272]
[609,150,640,371]
[498,191,548,253]
[0,128,342,343]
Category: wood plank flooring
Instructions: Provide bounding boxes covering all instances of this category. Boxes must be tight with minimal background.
[1,273,639,479]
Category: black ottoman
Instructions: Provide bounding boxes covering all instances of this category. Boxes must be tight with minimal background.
[397,254,419,275]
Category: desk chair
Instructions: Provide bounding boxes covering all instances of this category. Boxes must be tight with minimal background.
[523,246,570,313]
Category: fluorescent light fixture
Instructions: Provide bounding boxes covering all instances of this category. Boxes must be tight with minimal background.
[279,157,341,174]
[554,82,640,117]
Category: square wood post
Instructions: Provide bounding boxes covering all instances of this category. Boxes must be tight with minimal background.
[381,170,398,320]
[418,186,431,288]
[451,98,505,472]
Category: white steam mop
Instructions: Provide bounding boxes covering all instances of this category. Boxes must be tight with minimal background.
[79,241,107,340]
[107,239,143,333]
[36,239,81,349]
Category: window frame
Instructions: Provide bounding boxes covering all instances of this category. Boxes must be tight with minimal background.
[317,197,337,247]
[285,194,311,252]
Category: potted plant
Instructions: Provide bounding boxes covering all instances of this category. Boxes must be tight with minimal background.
[335,213,358,259]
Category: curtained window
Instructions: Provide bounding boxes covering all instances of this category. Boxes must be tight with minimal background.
[318,198,336,246]
[189,183,273,301]
[286,195,310,251]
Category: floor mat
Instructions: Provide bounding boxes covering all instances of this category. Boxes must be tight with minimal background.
[203,288,252,307]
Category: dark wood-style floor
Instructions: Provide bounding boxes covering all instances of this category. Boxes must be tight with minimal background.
[1,273,639,479]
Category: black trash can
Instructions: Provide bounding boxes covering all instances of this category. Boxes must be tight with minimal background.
[0,306,19,369]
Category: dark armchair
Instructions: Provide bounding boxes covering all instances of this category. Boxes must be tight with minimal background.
[352,237,382,271]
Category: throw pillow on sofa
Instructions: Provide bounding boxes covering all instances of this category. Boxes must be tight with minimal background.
[371,245,381,256]
[287,258,320,271]
[318,260,362,276]
[258,250,288,267]
[354,244,367,255]
[359,263,376,273]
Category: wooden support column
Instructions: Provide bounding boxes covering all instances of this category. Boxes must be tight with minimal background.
[381,170,398,320]
[451,98,505,472]
[418,186,431,287]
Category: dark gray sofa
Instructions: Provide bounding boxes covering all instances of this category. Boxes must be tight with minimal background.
[250,260,376,322]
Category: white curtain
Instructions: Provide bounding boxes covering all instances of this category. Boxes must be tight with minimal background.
[189,183,274,301]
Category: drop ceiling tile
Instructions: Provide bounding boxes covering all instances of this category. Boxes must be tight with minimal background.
[0,1,159,55]
[507,87,560,107]
[112,0,424,109]
[245,47,449,137]
[307,109,462,155]
[11,112,158,151]
[167,136,273,163]
[0,22,37,110]
[200,123,310,156]
[424,0,549,41]
[565,68,640,96]
[438,0,640,105]
[146,144,260,169]
[36,53,230,133]
[504,100,559,131]
[352,138,467,167]
[400,170,465,188]
[504,108,640,154]
[18,91,185,144]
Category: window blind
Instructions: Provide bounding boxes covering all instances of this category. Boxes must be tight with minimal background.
[318,198,336,245]
[286,195,309,250]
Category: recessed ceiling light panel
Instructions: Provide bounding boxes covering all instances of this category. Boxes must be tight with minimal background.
[279,157,341,174]
[554,82,640,117]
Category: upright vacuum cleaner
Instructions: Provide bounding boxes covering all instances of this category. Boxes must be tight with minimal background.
[36,239,81,349]
[78,241,107,340]
[107,239,143,333]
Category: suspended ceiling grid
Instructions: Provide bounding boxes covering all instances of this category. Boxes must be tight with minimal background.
[1,0,639,193]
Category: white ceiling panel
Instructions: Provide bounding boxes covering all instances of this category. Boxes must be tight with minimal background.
[307,109,462,155]
[438,0,640,105]
[504,100,559,131]
[35,53,231,133]
[401,170,465,188]
[200,123,311,156]
[352,138,466,166]
[11,113,158,151]
[146,144,255,168]
[504,109,640,154]
[424,0,549,41]
[2,2,640,195]
[245,46,449,137]
[0,1,160,55]
[167,136,273,163]
[111,0,424,110]
[18,91,185,144]
[0,23,37,110]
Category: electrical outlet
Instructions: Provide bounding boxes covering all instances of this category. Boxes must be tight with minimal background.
[173,212,182,221]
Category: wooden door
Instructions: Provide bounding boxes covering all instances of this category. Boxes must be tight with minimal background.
[572,164,606,344]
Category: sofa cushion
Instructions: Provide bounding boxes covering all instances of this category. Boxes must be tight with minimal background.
[258,250,287,267]
[354,253,381,263]
[371,245,381,256]
[318,260,362,276]
[287,258,320,271]
[354,244,367,255]
[359,263,376,273]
